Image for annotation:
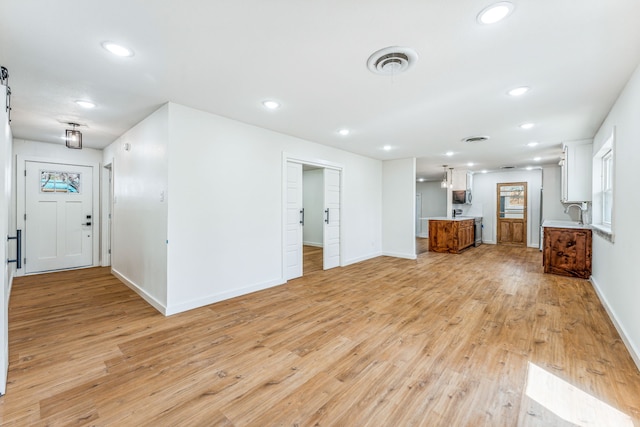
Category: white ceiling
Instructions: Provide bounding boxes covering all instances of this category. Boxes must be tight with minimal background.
[2,0,639,180]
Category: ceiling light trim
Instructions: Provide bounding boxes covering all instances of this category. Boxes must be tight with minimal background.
[508,86,530,97]
[101,41,134,57]
[477,1,515,25]
[75,100,96,109]
[262,100,280,110]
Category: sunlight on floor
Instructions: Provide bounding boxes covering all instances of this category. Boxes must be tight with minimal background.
[524,362,633,427]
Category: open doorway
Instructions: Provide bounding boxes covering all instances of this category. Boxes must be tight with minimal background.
[302,166,324,274]
[284,158,342,280]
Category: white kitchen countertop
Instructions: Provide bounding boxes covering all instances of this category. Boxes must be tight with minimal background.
[542,220,591,230]
[427,216,477,221]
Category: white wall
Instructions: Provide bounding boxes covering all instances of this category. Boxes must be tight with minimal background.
[472,170,542,247]
[416,181,447,237]
[416,181,447,217]
[303,168,323,246]
[103,105,169,312]
[381,158,416,259]
[590,63,640,368]
[542,166,569,221]
[160,103,382,314]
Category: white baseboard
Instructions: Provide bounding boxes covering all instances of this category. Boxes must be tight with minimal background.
[165,278,284,316]
[382,251,417,260]
[590,276,640,371]
[303,241,323,247]
[343,252,382,266]
[111,268,168,316]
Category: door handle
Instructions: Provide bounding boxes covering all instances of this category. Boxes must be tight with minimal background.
[324,208,329,224]
[299,208,304,226]
[7,229,22,269]
[83,222,92,226]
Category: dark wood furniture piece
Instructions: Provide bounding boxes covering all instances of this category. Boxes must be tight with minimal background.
[429,219,475,254]
[543,226,592,279]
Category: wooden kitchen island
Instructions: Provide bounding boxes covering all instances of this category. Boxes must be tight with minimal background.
[428,217,475,253]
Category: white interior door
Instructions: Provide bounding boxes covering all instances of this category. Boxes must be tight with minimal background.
[25,161,93,273]
[285,162,303,279]
[0,84,12,395]
[323,168,340,270]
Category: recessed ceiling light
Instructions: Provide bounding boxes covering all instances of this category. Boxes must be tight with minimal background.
[520,122,535,130]
[383,145,392,151]
[477,2,515,25]
[526,166,533,171]
[527,141,539,147]
[418,178,425,182]
[262,100,280,110]
[446,151,454,156]
[338,128,350,136]
[467,162,474,167]
[101,41,134,57]
[481,170,488,174]
[534,157,541,161]
[508,86,530,97]
[75,100,95,109]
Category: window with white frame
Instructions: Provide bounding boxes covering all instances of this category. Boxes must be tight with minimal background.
[592,128,614,241]
[602,149,613,225]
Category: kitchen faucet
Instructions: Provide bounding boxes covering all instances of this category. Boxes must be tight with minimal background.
[564,203,585,224]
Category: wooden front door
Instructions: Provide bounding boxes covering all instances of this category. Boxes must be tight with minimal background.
[497,182,527,246]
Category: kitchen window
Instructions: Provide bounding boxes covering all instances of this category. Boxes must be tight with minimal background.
[592,128,614,241]
[602,149,613,225]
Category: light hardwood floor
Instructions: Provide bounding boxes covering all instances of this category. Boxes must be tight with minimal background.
[1,245,639,426]
[303,245,323,275]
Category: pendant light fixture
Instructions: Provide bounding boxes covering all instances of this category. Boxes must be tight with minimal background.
[440,165,448,189]
[65,123,82,149]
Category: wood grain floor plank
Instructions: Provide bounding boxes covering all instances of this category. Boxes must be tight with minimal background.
[1,245,639,425]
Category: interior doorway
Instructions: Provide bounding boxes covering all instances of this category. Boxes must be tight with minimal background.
[302,166,324,274]
[497,182,527,246]
[284,158,342,280]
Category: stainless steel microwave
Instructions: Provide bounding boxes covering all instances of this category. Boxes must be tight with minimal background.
[452,190,472,204]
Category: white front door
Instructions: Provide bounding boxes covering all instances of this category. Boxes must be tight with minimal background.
[323,168,340,270]
[25,161,93,273]
[285,162,303,279]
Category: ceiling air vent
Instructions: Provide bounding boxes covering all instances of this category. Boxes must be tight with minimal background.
[462,136,489,143]
[367,47,418,76]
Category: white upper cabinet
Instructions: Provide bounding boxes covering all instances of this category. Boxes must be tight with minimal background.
[452,170,473,191]
[560,140,592,202]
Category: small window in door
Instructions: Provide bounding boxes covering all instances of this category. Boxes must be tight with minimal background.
[40,171,81,193]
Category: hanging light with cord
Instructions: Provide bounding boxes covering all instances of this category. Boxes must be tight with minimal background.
[440,165,448,189]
